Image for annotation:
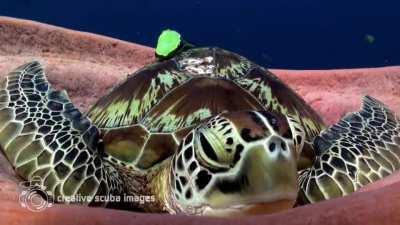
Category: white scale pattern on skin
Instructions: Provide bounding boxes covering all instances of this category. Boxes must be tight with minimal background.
[298,96,400,204]
[168,113,300,215]
[5,47,400,216]
[0,62,123,205]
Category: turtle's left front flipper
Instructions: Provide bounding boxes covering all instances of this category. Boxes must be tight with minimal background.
[0,61,122,205]
[298,96,400,204]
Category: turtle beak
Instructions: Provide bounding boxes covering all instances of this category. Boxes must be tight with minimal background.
[203,135,298,217]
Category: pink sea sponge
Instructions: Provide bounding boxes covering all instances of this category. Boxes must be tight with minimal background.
[0,16,399,225]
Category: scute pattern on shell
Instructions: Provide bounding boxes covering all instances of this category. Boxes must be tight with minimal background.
[88,60,189,128]
[88,47,324,137]
[87,47,325,171]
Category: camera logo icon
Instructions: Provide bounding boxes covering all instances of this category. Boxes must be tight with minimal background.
[18,176,54,212]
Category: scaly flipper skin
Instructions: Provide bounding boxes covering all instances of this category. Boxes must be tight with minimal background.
[3,59,398,216]
[298,96,400,204]
[0,61,122,205]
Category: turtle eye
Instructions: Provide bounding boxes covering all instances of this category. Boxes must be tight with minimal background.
[259,111,278,128]
[195,130,230,172]
[199,133,219,161]
[282,127,293,139]
[258,111,294,138]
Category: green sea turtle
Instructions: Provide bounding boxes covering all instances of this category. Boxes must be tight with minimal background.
[0,29,399,216]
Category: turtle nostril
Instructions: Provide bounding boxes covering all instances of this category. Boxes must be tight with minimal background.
[268,137,288,154]
[269,142,276,152]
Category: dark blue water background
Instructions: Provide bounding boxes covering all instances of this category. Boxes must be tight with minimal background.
[1,0,399,69]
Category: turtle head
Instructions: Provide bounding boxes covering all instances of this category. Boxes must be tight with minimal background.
[155,29,194,60]
[169,111,305,216]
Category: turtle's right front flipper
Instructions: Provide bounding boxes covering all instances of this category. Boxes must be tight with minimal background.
[298,96,400,204]
[0,61,122,205]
